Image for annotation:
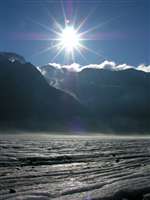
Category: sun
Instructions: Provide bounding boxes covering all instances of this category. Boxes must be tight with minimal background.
[58,26,81,53]
[30,6,108,62]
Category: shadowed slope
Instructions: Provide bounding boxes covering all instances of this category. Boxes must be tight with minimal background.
[40,65,150,133]
[0,53,85,130]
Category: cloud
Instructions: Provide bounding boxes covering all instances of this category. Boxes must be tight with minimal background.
[47,62,81,72]
[137,64,150,73]
[81,61,133,71]
[46,60,150,73]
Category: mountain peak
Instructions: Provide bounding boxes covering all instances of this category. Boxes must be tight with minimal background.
[0,52,26,64]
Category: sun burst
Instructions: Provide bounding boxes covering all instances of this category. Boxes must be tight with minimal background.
[29,2,113,62]
[58,26,81,53]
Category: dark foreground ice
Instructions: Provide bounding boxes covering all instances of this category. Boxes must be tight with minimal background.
[0,134,150,200]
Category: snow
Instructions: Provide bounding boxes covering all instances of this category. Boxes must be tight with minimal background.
[0,134,150,200]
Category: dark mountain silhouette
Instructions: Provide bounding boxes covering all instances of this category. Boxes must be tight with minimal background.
[40,65,150,133]
[39,64,79,99]
[0,53,85,131]
[0,52,149,133]
[0,52,26,64]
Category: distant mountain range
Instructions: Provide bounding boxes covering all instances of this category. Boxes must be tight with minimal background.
[39,63,150,133]
[0,52,149,133]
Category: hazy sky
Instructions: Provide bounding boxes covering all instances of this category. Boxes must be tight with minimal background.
[0,0,149,66]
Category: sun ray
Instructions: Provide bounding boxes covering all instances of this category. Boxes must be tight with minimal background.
[80,13,124,37]
[41,4,64,34]
[71,49,75,63]
[51,16,64,33]
[60,0,67,25]
[51,46,64,62]
[76,7,97,32]
[31,43,60,58]
[76,48,88,63]
[27,17,60,36]
[79,43,107,60]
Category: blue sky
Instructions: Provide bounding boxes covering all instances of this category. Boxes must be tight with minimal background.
[0,0,149,66]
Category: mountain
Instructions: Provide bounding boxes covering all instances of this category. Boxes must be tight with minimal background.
[39,65,150,133]
[0,52,26,64]
[0,53,85,131]
[39,64,79,99]
[0,53,149,133]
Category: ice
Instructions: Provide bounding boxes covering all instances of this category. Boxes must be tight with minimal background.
[0,134,150,200]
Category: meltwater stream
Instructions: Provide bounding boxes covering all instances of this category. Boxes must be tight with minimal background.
[0,134,150,200]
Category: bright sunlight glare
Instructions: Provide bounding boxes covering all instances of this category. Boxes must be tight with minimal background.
[58,26,81,53]
[30,5,109,62]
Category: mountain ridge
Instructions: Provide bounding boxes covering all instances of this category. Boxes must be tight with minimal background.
[0,52,150,133]
[0,52,86,131]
